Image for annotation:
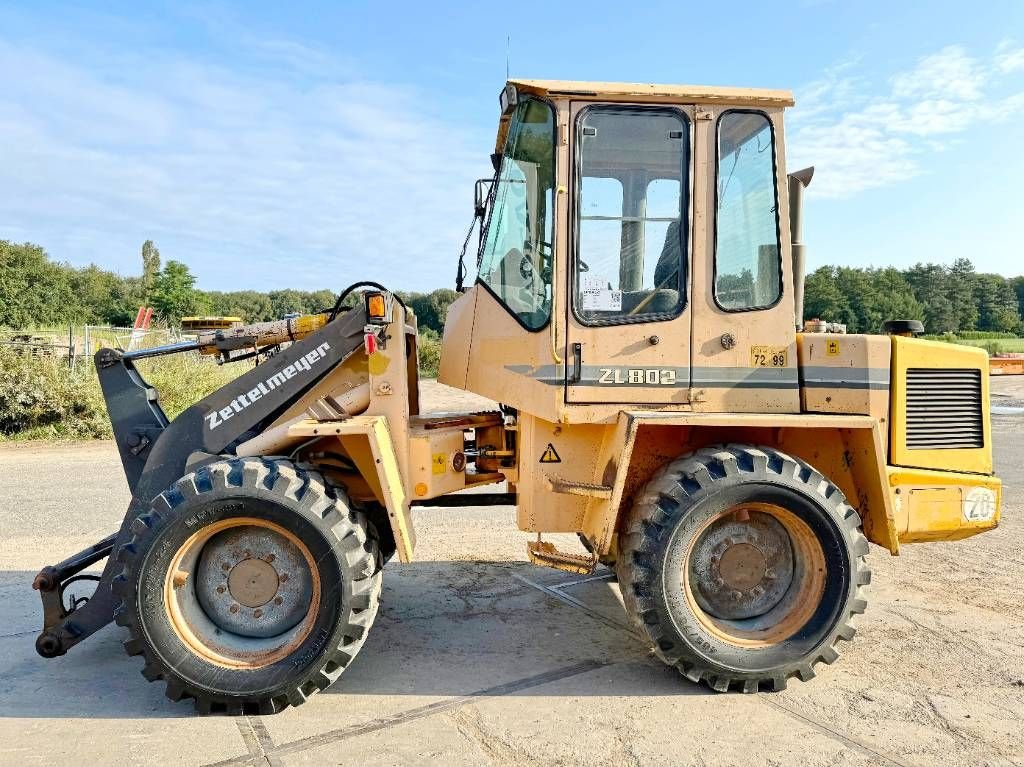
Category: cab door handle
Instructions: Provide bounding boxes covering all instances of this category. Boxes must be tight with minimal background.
[569,343,582,383]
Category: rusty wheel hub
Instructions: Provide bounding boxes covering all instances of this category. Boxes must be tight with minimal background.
[164,517,320,668]
[195,527,313,639]
[689,510,794,620]
[682,502,827,647]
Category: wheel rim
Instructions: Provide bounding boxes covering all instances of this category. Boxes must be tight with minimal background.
[682,502,826,647]
[163,517,321,669]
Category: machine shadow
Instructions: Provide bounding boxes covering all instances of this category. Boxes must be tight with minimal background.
[0,561,706,719]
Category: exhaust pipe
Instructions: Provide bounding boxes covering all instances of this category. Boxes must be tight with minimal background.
[788,166,814,331]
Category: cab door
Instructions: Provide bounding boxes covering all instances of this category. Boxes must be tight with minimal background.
[565,102,694,404]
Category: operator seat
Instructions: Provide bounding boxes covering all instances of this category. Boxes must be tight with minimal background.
[619,220,683,315]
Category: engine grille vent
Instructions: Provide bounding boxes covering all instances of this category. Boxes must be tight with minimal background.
[905,368,983,449]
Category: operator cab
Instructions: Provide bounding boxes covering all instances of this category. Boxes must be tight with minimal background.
[441,80,803,421]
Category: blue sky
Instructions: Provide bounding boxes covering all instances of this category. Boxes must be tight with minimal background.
[1,1,1022,291]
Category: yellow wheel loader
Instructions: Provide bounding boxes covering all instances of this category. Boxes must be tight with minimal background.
[32,80,1001,712]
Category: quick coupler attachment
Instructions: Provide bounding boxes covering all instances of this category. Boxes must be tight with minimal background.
[32,533,117,658]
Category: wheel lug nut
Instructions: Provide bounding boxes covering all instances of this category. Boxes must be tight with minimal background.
[265,553,276,564]
[731,590,742,600]
[221,563,230,571]
[280,573,289,583]
[229,604,240,614]
[216,585,226,594]
[254,609,263,619]
[764,569,776,579]
[274,597,283,605]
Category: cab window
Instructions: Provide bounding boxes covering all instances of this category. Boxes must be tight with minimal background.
[574,107,688,325]
[714,111,782,311]
[477,98,556,330]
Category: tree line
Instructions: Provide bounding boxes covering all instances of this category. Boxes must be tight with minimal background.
[3,239,1023,337]
[804,258,1024,335]
[0,240,459,336]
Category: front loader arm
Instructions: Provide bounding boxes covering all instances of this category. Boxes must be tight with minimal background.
[33,306,369,658]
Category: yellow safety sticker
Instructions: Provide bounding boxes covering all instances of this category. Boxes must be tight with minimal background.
[431,453,447,475]
[826,339,841,356]
[368,351,390,375]
[750,346,788,367]
[540,443,561,463]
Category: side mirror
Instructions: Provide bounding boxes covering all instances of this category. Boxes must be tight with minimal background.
[474,178,493,219]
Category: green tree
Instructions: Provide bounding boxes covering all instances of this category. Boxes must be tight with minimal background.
[268,289,307,319]
[305,290,336,314]
[905,263,956,334]
[0,241,82,327]
[833,267,880,333]
[974,273,1020,333]
[869,267,924,328]
[206,290,275,322]
[141,240,161,298]
[150,260,204,323]
[803,266,850,325]
[403,288,460,334]
[1012,276,1024,322]
[949,257,978,331]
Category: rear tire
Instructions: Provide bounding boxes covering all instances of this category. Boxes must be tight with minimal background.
[616,444,870,692]
[113,458,381,714]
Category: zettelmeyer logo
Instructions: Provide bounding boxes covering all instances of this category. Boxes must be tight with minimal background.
[205,342,332,430]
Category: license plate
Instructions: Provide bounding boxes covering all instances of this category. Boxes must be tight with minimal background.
[750,346,788,367]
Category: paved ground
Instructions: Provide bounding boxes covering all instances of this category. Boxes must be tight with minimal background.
[1,381,1022,766]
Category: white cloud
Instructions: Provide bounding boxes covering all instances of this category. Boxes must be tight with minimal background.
[0,37,487,291]
[995,40,1024,73]
[789,45,1024,198]
[890,45,987,100]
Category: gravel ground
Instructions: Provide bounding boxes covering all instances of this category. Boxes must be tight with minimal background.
[0,381,1021,766]
[990,375,1024,410]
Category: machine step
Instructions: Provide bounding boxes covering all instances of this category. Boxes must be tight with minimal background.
[527,540,598,575]
[544,475,613,499]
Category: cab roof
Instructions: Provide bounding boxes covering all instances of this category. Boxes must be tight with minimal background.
[495,79,794,152]
[509,79,795,107]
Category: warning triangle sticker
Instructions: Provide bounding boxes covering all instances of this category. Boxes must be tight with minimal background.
[540,443,561,463]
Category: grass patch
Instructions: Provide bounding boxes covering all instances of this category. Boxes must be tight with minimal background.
[934,337,1024,355]
[1,330,439,440]
[0,348,244,441]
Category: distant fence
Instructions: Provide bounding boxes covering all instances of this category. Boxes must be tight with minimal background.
[0,325,185,369]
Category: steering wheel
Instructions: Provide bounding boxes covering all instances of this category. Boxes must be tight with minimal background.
[516,249,544,296]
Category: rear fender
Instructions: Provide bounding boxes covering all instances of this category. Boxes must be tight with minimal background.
[585,412,899,555]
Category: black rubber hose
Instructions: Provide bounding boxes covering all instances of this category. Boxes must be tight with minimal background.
[328,281,407,320]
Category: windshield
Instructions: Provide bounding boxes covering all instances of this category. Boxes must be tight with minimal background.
[477,98,556,330]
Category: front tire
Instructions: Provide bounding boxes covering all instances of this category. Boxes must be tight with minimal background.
[113,458,381,714]
[616,445,870,692]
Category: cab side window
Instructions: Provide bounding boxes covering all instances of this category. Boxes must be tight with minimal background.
[714,111,782,311]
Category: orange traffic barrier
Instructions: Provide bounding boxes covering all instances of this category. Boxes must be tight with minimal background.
[990,356,1024,375]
